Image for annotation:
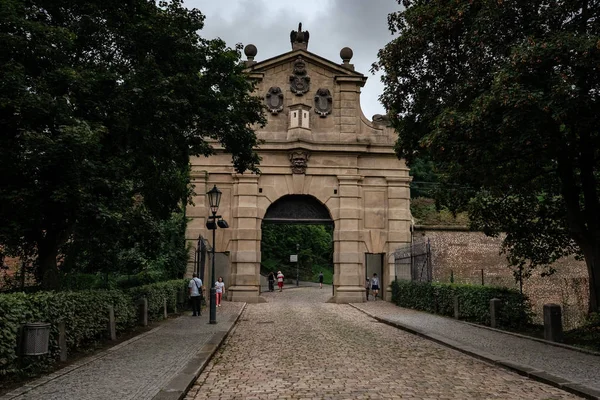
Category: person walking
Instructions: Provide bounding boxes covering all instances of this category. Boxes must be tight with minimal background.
[268,271,275,292]
[365,277,370,301]
[318,272,324,289]
[188,273,204,316]
[371,273,380,300]
[277,270,284,292]
[215,276,225,307]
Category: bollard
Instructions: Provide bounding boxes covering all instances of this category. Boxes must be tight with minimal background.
[453,295,460,319]
[543,304,563,342]
[490,298,501,328]
[138,298,148,327]
[58,322,67,362]
[108,306,117,341]
[163,298,168,320]
[177,287,185,306]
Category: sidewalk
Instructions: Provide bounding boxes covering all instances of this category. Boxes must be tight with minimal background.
[352,301,600,400]
[0,303,245,400]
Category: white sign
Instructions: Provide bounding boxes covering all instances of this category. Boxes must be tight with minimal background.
[290,254,298,263]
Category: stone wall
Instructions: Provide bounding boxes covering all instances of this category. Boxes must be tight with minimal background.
[414,227,589,329]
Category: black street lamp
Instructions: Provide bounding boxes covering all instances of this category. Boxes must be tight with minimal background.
[206,185,228,324]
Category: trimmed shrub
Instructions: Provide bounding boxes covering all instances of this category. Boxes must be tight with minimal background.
[391,280,531,329]
[127,280,187,319]
[0,279,187,380]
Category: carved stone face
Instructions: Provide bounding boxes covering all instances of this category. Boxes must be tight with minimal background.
[293,57,306,75]
[289,151,310,174]
[292,156,305,166]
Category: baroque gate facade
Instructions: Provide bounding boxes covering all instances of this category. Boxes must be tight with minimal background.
[186,26,411,303]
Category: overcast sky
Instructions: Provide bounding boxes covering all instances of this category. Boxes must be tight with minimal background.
[186,0,401,120]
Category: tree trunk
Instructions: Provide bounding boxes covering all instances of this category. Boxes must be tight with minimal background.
[37,236,61,290]
[582,243,600,314]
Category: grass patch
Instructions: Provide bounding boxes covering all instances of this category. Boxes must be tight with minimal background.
[506,315,600,353]
[563,317,600,352]
[310,269,333,285]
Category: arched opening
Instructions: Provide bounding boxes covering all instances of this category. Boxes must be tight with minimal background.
[261,195,334,297]
[262,194,332,224]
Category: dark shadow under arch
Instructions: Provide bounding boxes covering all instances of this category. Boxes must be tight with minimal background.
[263,195,333,224]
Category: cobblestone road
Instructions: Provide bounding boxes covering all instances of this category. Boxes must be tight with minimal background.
[186,287,579,399]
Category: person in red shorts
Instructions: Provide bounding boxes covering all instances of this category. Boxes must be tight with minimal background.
[277,270,284,292]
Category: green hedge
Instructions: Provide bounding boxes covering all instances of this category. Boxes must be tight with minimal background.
[391,280,531,329]
[0,279,188,379]
[128,280,186,319]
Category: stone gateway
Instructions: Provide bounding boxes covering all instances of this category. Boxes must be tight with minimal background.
[186,26,411,303]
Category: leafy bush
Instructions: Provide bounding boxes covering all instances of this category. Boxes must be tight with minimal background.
[0,279,187,380]
[127,280,187,319]
[410,197,469,226]
[391,280,531,329]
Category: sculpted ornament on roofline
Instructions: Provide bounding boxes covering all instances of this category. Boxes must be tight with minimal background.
[289,57,310,96]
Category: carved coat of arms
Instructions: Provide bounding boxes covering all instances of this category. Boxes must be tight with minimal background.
[289,150,310,174]
[265,87,284,115]
[314,88,332,117]
[289,57,310,96]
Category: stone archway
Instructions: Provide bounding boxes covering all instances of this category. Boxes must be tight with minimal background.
[263,195,332,224]
[261,194,334,297]
[185,26,412,304]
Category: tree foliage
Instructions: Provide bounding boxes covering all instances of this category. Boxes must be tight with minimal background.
[0,0,266,288]
[376,0,600,312]
[260,224,333,280]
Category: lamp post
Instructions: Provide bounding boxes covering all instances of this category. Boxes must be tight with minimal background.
[206,185,224,325]
[296,243,300,287]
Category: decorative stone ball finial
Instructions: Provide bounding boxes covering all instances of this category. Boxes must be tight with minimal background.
[340,47,353,63]
[244,44,258,61]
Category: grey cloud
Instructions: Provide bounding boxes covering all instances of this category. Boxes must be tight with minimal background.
[187,0,401,119]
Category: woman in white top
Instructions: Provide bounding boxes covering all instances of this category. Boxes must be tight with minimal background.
[215,277,225,307]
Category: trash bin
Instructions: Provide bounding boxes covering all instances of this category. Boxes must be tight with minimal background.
[23,322,51,356]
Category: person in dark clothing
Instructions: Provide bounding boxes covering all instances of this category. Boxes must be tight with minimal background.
[268,271,275,292]
[188,273,203,316]
[371,273,380,300]
[318,272,324,289]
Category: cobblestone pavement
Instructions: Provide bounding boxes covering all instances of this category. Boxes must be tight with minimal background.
[354,300,600,392]
[1,303,244,400]
[186,287,579,400]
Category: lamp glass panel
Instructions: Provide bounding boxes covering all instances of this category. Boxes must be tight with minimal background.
[207,185,222,214]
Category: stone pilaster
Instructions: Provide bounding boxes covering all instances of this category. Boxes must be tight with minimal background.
[333,175,364,303]
[385,176,412,298]
[228,174,265,303]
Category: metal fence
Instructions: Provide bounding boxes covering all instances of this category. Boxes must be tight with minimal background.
[394,238,432,282]
[193,236,210,281]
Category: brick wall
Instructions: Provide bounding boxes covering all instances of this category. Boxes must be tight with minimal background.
[414,227,589,329]
[1,255,20,276]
